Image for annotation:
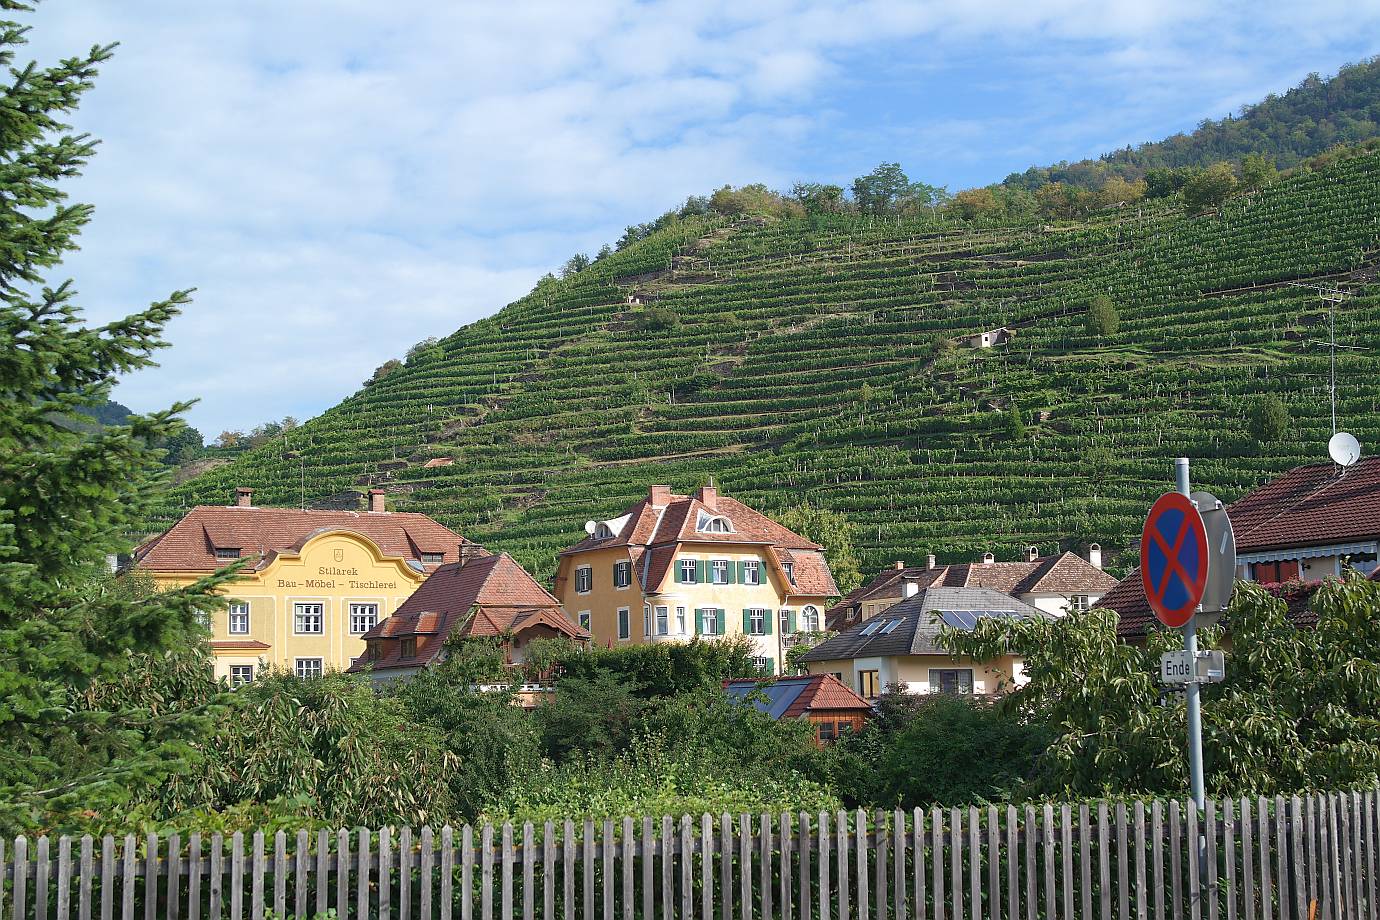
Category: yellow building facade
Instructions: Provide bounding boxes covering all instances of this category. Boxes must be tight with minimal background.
[133,488,478,683]
[554,485,838,674]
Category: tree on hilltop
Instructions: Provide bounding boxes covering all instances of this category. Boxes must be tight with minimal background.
[0,7,224,831]
[1182,161,1240,213]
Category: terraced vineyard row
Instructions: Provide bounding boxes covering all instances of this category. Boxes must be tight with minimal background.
[166,153,1380,581]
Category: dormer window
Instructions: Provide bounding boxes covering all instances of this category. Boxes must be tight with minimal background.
[400,637,417,659]
[214,547,241,561]
[782,562,795,584]
[595,522,615,539]
[420,552,445,566]
[696,512,735,534]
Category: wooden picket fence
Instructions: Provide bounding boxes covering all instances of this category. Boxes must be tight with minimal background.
[4,789,1379,919]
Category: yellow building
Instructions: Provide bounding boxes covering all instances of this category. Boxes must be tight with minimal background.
[552,485,838,674]
[799,586,1044,699]
[133,487,482,683]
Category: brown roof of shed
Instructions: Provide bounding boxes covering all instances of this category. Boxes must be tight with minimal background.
[135,503,481,573]
[723,674,872,719]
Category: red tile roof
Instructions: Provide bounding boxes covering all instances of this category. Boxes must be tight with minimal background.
[1096,569,1323,638]
[135,503,482,573]
[348,554,588,674]
[1229,457,1380,552]
[565,487,838,597]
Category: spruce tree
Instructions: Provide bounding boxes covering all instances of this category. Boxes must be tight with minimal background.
[0,4,223,831]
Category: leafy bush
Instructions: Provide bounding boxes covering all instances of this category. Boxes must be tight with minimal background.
[1247,394,1290,441]
[632,307,680,333]
[1085,295,1120,336]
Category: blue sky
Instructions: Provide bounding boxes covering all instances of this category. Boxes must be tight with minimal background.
[26,0,1380,436]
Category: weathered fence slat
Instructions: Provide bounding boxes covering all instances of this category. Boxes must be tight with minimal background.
[9,793,1380,920]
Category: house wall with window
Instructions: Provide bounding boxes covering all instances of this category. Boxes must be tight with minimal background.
[149,530,425,682]
[555,542,831,673]
[803,652,1024,699]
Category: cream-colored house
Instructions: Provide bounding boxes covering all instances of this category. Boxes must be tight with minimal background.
[132,487,482,683]
[800,586,1046,699]
[552,485,837,675]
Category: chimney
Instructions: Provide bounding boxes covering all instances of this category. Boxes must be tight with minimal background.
[696,484,718,511]
[926,554,937,570]
[1026,545,1039,562]
[459,541,479,567]
[902,579,919,598]
[234,487,254,508]
[981,552,994,565]
[893,560,906,571]
[368,489,386,513]
[1087,543,1103,570]
[649,485,672,507]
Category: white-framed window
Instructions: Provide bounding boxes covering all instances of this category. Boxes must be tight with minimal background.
[295,658,324,679]
[711,560,730,584]
[420,551,445,566]
[743,560,760,585]
[656,605,669,636]
[575,566,593,594]
[644,604,653,636]
[617,607,630,640]
[229,664,254,687]
[294,603,324,635]
[349,603,378,634]
[929,668,973,695]
[702,608,719,635]
[748,609,767,635]
[214,547,241,561]
[676,606,687,634]
[779,609,793,634]
[578,611,591,632]
[194,609,211,628]
[1068,595,1090,613]
[751,656,772,672]
[782,562,795,584]
[801,605,820,632]
[680,559,698,583]
[228,601,250,635]
[614,561,632,589]
[697,514,735,533]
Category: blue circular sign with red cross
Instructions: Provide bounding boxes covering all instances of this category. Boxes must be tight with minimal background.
[1140,492,1209,628]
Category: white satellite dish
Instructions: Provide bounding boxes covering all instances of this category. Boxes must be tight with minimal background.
[1329,431,1362,467]
[583,520,597,535]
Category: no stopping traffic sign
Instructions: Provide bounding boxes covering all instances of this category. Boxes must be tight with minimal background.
[1140,491,1209,628]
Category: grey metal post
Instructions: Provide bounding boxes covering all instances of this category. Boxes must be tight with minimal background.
[1174,457,1207,814]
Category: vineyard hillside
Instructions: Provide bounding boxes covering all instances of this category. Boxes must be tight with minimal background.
[164,152,1380,581]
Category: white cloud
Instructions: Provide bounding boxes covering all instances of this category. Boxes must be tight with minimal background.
[21,0,1380,432]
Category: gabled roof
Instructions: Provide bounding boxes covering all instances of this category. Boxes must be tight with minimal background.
[804,587,1045,662]
[347,554,588,674]
[826,553,1116,630]
[134,504,482,573]
[723,674,872,719]
[562,487,839,597]
[1228,457,1380,552]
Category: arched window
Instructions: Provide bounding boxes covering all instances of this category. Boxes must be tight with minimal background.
[696,511,735,533]
[595,522,614,539]
[801,605,820,632]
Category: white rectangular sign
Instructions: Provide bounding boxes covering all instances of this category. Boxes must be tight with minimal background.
[1161,650,1194,683]
[1160,649,1226,684]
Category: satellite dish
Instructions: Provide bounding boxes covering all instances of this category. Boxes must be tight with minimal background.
[584,521,597,535]
[1329,431,1362,467]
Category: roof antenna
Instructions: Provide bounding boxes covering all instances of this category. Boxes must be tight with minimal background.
[1290,282,1363,470]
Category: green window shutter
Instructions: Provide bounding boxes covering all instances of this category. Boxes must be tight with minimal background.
[736,560,747,583]
[764,609,773,635]
[742,609,752,633]
[717,611,726,635]
[788,611,798,633]
[674,560,683,584]
[696,559,706,583]
[695,609,705,635]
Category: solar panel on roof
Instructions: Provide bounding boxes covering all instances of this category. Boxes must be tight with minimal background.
[880,619,901,633]
[860,621,881,635]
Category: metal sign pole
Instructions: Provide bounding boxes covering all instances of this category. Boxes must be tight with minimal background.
[1175,456,1207,815]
